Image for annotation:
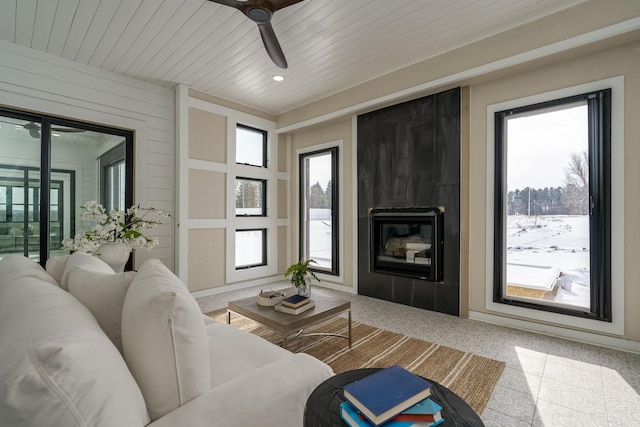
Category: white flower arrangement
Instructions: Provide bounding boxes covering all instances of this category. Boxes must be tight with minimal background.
[62,200,172,253]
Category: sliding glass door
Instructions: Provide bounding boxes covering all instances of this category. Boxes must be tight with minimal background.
[0,108,133,264]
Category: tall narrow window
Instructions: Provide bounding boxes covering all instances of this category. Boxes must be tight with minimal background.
[494,89,611,321]
[299,147,339,275]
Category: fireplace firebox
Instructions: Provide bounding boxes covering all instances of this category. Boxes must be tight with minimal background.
[370,207,443,282]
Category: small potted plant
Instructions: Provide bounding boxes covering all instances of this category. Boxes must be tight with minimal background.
[284,259,319,297]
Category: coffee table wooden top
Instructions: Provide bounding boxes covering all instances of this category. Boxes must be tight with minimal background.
[227,288,351,335]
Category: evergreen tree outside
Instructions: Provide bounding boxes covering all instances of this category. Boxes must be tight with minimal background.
[324,180,332,209]
[308,181,326,208]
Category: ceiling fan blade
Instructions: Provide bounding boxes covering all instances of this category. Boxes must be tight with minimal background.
[207,0,303,68]
[23,122,41,139]
[51,127,86,134]
[257,21,287,68]
[207,0,243,10]
[269,0,304,12]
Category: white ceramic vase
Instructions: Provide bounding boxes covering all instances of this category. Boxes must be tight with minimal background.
[97,242,130,273]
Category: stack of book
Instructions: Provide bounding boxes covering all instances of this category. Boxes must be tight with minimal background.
[340,365,444,426]
[274,294,315,315]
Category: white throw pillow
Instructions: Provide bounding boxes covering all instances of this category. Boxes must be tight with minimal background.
[0,273,150,427]
[0,254,59,289]
[121,259,211,421]
[45,255,69,286]
[60,251,114,290]
[68,266,136,354]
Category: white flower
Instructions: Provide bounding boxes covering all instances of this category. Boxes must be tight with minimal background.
[61,201,173,253]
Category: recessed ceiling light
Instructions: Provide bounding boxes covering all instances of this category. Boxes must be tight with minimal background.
[273,75,284,82]
[52,133,60,137]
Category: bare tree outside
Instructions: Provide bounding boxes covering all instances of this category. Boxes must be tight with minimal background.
[564,150,588,188]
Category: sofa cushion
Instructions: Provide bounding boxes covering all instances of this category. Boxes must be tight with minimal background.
[45,255,69,286]
[60,252,114,291]
[0,255,58,289]
[68,266,136,354]
[205,322,299,386]
[0,266,150,427]
[122,259,211,421]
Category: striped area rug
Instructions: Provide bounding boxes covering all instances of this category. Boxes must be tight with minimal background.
[207,310,505,414]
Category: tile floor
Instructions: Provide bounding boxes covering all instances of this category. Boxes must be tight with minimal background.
[197,283,640,427]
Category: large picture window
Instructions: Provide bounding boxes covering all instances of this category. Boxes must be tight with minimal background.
[299,147,339,275]
[494,89,611,321]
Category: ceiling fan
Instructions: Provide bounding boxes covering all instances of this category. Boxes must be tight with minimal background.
[22,122,86,139]
[208,0,304,69]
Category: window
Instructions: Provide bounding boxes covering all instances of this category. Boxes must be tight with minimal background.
[494,89,611,321]
[235,229,267,269]
[299,147,339,275]
[236,124,267,167]
[99,142,126,212]
[0,108,133,264]
[235,178,266,216]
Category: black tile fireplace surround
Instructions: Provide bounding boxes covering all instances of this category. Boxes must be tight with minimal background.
[357,87,460,316]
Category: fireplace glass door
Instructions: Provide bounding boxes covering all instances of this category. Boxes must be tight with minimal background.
[370,208,443,281]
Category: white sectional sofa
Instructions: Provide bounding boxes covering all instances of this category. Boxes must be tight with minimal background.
[0,254,333,427]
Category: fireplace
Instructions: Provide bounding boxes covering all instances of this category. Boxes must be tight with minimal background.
[370,207,443,282]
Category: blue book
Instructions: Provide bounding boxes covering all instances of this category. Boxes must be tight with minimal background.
[343,365,432,425]
[281,294,310,308]
[340,401,444,427]
[399,397,442,418]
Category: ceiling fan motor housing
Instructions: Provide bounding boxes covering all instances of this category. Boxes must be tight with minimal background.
[247,7,272,23]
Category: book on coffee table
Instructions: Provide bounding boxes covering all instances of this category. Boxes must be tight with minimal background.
[281,294,310,308]
[274,300,315,315]
[343,365,432,425]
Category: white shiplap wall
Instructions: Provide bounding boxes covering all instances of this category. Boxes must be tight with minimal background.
[0,41,176,269]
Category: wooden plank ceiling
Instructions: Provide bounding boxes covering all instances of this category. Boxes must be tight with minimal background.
[0,0,586,115]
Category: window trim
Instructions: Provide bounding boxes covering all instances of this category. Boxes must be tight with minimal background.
[298,146,339,276]
[484,77,625,336]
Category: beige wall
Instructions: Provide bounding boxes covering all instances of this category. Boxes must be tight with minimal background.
[188,108,226,163]
[178,92,285,292]
[188,229,226,291]
[286,119,354,288]
[184,106,228,291]
[468,40,640,341]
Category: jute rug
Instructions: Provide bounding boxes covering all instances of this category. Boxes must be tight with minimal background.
[207,309,504,414]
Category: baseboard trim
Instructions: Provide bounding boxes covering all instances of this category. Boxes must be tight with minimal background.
[469,310,640,354]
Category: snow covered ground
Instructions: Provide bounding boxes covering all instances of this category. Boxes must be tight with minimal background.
[506,215,590,308]
[237,214,591,309]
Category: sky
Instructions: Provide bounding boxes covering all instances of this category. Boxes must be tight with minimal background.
[506,103,588,191]
[307,152,332,190]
